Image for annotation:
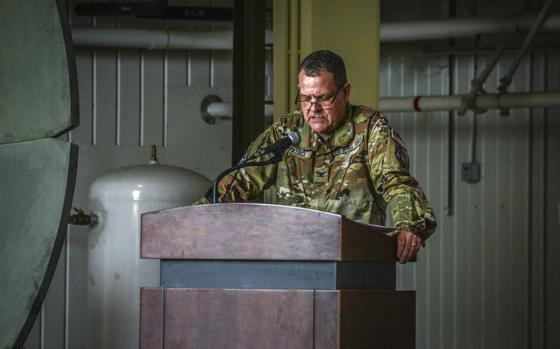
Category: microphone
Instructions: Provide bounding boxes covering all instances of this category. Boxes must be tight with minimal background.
[212,132,300,203]
[255,132,301,157]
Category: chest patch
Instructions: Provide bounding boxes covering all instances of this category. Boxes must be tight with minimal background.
[333,137,364,156]
[286,146,312,159]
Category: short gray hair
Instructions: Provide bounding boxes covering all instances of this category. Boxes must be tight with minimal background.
[298,50,347,88]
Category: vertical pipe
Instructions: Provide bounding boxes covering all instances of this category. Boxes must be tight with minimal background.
[116,49,121,146]
[528,51,533,349]
[447,55,455,216]
[140,51,145,147]
[272,0,291,117]
[92,17,97,146]
[290,0,300,109]
[163,49,168,147]
[542,53,549,349]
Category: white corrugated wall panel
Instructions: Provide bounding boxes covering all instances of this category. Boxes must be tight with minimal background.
[381,50,458,348]
[379,46,560,348]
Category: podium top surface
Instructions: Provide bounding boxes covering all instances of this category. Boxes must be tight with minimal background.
[141,203,397,262]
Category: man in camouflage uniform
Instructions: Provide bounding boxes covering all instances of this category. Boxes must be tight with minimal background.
[196,50,436,263]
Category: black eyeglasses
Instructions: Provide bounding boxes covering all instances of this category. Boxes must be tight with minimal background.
[294,86,343,109]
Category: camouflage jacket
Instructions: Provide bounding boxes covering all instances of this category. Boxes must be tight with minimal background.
[197,104,437,240]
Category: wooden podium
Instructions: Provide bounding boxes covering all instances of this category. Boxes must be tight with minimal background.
[139,203,415,349]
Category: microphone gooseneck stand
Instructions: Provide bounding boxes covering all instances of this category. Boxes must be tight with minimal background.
[212,131,300,203]
[211,155,283,204]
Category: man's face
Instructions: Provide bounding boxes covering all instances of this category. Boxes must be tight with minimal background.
[298,71,351,134]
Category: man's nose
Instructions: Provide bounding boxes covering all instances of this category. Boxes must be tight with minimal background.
[309,100,322,112]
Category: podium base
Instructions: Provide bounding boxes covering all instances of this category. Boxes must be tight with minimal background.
[140,288,415,349]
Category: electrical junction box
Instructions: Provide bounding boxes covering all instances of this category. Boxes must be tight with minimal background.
[462,162,481,183]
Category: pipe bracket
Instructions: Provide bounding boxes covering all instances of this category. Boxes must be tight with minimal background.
[200,95,223,125]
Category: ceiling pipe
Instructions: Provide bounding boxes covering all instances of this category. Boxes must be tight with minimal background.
[207,102,274,119]
[70,12,560,49]
[75,4,234,21]
[70,27,273,50]
[202,92,560,120]
[380,92,560,113]
[380,12,560,42]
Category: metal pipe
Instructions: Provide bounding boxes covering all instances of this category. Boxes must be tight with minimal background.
[203,92,560,119]
[70,27,273,50]
[380,12,560,42]
[71,13,560,50]
[498,0,553,94]
[457,44,506,116]
[207,102,274,118]
[381,92,560,112]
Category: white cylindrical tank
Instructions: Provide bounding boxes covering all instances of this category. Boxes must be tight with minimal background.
[86,152,211,349]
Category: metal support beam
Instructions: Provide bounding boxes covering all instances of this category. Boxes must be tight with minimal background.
[232,0,266,164]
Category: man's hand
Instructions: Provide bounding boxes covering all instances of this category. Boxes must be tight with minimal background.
[396,230,422,264]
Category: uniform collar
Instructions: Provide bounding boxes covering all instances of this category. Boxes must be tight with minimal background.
[299,103,354,151]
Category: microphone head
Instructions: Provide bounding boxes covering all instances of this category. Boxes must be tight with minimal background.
[287,131,301,146]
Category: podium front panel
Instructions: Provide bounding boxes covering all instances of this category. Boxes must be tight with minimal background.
[141,288,314,349]
[160,260,396,290]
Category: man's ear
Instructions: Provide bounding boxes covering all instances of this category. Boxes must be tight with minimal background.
[343,83,352,102]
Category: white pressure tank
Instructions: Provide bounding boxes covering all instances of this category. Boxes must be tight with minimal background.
[87,149,211,349]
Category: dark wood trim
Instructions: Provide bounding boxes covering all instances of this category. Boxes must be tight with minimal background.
[341,217,398,262]
[339,290,416,348]
[314,291,340,349]
[141,203,399,262]
[141,203,342,260]
[139,288,164,349]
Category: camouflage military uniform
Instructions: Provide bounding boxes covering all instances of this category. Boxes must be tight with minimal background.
[197,104,436,241]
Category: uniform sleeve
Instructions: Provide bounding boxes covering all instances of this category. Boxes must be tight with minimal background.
[368,118,437,241]
[193,125,279,205]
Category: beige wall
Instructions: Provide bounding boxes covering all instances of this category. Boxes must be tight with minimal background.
[273,0,380,118]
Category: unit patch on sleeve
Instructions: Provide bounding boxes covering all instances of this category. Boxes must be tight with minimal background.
[391,130,407,149]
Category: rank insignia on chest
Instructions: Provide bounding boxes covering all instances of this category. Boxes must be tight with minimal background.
[313,167,329,183]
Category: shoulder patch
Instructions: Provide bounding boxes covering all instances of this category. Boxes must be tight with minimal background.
[392,129,407,149]
[395,147,409,168]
